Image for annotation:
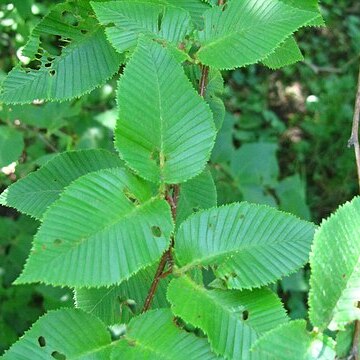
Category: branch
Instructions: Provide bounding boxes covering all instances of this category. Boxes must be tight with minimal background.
[142,248,172,312]
[351,314,360,360]
[142,185,179,312]
[199,65,209,97]
[349,63,360,360]
[348,64,360,192]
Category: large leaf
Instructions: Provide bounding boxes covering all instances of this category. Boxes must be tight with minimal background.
[92,1,192,54]
[309,197,360,330]
[167,276,288,359]
[197,0,318,69]
[1,309,112,359]
[111,309,220,359]
[0,149,123,219]
[0,1,122,104]
[252,320,335,360]
[75,264,170,325]
[0,126,24,167]
[175,202,315,289]
[115,37,215,184]
[15,168,173,287]
[176,169,217,227]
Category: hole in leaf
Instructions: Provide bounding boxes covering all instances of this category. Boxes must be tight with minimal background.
[54,239,62,246]
[45,62,52,68]
[47,56,55,62]
[38,336,46,347]
[151,226,162,238]
[61,11,79,27]
[242,310,249,321]
[192,207,200,213]
[51,351,67,360]
[150,149,161,167]
[49,70,56,76]
[157,12,163,32]
[80,29,88,34]
[123,188,139,205]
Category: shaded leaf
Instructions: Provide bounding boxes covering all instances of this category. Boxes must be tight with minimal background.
[0,126,24,167]
[75,264,170,325]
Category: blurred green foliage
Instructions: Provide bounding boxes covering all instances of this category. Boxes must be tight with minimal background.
[0,0,359,353]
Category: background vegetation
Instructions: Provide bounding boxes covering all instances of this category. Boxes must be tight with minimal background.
[0,0,359,354]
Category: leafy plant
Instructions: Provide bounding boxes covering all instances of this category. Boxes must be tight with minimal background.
[1,0,359,359]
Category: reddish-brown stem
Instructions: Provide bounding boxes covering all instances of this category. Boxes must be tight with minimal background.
[352,311,360,360]
[143,61,210,313]
[199,65,209,97]
[142,249,172,312]
[142,185,179,312]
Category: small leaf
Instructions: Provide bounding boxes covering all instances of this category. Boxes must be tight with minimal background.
[111,309,220,359]
[0,149,123,219]
[309,197,360,330]
[115,37,215,184]
[1,309,112,359]
[0,126,24,167]
[15,168,173,287]
[176,169,217,227]
[167,276,288,359]
[262,36,303,69]
[175,202,315,289]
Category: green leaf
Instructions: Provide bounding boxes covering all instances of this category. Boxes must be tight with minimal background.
[0,1,122,104]
[262,36,303,69]
[309,197,360,330]
[0,149,123,219]
[115,37,215,184]
[279,0,324,26]
[167,276,288,359]
[111,309,220,359]
[230,143,279,188]
[197,0,318,69]
[175,203,315,289]
[176,169,217,227]
[0,126,24,167]
[75,264,170,325]
[276,175,311,220]
[91,1,192,54]
[335,323,358,359]
[15,168,173,287]
[1,309,112,359]
[252,320,336,359]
